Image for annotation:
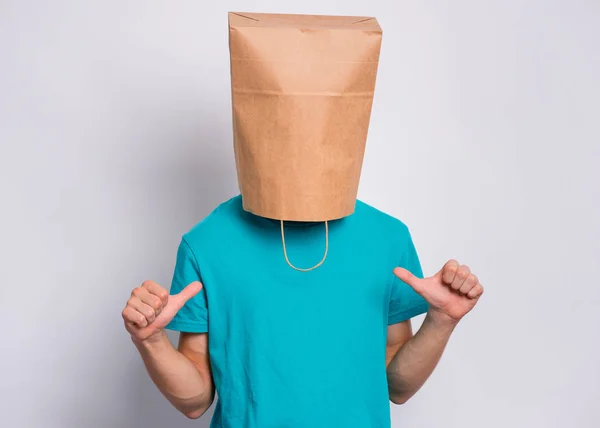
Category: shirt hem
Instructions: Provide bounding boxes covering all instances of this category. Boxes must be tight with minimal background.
[387,303,430,325]
[165,320,208,334]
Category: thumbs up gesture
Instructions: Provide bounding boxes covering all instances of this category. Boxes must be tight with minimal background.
[122,280,202,343]
[394,260,484,323]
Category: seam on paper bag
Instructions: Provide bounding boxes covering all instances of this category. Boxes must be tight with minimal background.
[230,12,260,22]
[352,17,374,24]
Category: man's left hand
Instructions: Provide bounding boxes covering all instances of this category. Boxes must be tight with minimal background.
[394,260,484,324]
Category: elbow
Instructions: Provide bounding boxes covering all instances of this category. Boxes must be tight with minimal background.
[389,393,410,405]
[184,407,208,420]
[184,411,202,420]
[180,384,215,419]
[182,398,213,420]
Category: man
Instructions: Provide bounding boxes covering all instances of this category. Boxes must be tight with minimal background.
[122,12,483,427]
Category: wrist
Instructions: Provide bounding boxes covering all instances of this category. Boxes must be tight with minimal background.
[425,308,459,331]
[131,330,169,350]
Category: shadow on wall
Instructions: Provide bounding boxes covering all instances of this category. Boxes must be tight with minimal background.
[110,117,233,427]
[129,333,217,428]
[120,130,232,428]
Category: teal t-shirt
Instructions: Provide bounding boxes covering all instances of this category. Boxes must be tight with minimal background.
[166,195,429,428]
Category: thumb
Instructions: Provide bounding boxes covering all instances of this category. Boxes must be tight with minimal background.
[393,268,423,292]
[171,281,203,310]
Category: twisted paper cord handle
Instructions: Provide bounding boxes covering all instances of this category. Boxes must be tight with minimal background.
[280,220,328,272]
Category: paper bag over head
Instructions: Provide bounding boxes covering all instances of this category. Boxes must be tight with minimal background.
[228,12,382,222]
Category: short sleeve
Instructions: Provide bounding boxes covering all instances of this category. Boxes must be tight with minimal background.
[165,238,209,333]
[388,228,430,325]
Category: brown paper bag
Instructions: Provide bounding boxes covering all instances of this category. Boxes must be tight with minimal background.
[228,12,382,222]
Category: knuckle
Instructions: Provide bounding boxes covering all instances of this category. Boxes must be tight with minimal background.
[470,284,483,297]
[142,280,154,289]
[131,287,142,297]
[444,269,456,280]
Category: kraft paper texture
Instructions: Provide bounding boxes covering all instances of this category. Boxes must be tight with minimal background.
[228,12,382,221]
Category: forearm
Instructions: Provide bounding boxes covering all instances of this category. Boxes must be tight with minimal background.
[387,310,456,403]
[134,332,213,418]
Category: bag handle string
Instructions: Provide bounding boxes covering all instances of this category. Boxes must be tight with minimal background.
[280,220,328,272]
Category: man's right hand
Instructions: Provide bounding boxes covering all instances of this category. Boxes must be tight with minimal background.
[122,280,203,343]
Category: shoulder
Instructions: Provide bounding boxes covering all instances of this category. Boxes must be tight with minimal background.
[354,200,411,239]
[352,200,417,265]
[182,194,243,248]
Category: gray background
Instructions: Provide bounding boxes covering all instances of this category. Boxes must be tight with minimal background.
[1,1,599,427]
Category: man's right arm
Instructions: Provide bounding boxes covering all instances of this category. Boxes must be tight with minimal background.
[134,331,214,419]
[123,280,214,419]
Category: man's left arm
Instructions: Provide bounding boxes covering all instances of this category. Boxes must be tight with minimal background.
[386,260,484,404]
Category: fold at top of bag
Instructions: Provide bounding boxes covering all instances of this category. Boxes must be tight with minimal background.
[228,12,381,32]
